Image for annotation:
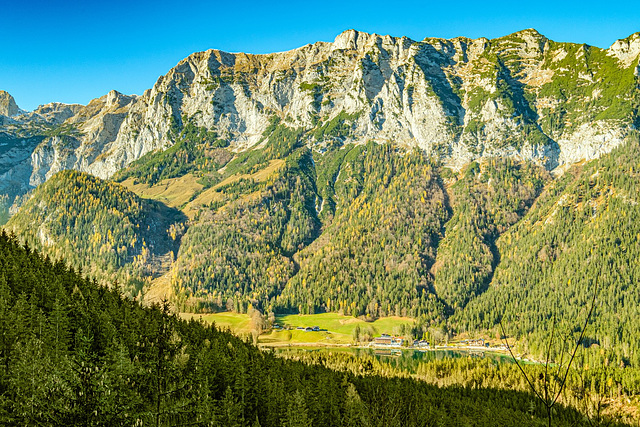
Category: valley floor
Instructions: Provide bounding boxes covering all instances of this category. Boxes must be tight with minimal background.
[181,311,511,355]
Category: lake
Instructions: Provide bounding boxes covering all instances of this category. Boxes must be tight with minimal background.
[273,346,515,374]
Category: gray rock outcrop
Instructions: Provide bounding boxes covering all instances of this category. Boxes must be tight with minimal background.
[0,91,20,117]
[1,28,639,207]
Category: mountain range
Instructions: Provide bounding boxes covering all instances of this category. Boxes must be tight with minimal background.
[1,29,639,202]
[2,28,640,363]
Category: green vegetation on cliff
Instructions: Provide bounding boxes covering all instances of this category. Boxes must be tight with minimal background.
[113,117,231,186]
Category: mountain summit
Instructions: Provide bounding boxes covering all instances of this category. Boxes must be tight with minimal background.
[1,28,639,203]
[0,90,20,117]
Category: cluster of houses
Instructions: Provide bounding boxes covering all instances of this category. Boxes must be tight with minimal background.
[271,322,507,355]
[297,326,321,332]
[370,336,493,350]
[370,334,431,349]
[413,339,430,348]
[372,334,404,347]
[458,338,488,347]
[271,324,321,332]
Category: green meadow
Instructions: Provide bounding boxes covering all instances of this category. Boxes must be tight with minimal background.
[180,312,413,346]
[179,311,253,333]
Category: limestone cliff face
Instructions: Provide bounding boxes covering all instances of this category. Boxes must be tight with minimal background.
[1,29,639,200]
[27,90,137,186]
[0,91,20,117]
[31,103,84,125]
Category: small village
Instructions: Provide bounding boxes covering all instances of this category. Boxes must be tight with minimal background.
[369,335,507,351]
[272,322,509,354]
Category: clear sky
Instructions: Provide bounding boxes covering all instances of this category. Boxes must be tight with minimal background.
[2,0,639,111]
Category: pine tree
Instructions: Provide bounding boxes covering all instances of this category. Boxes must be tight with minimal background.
[283,389,313,427]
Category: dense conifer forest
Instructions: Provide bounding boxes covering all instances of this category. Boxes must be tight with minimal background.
[5,170,186,296]
[1,231,635,426]
[432,158,549,311]
[451,138,640,367]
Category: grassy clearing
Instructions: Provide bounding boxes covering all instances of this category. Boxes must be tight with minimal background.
[275,313,413,335]
[183,159,285,214]
[182,187,225,213]
[215,158,284,189]
[180,312,253,334]
[121,174,203,209]
[272,313,413,344]
[121,159,284,218]
[177,311,414,346]
[260,329,338,345]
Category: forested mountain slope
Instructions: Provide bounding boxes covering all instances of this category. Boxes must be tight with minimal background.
[432,158,550,311]
[0,231,628,426]
[276,142,449,319]
[7,120,640,366]
[453,137,640,366]
[5,170,186,296]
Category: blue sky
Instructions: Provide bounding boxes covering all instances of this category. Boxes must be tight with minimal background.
[2,0,639,111]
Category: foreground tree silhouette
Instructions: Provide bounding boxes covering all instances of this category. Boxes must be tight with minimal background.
[500,281,597,427]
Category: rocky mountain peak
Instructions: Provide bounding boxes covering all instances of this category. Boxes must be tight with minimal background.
[0,90,20,117]
[332,29,369,50]
[105,90,135,109]
[510,28,546,39]
[608,32,640,68]
[1,29,639,210]
[32,102,84,125]
[491,28,549,59]
[332,29,411,53]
